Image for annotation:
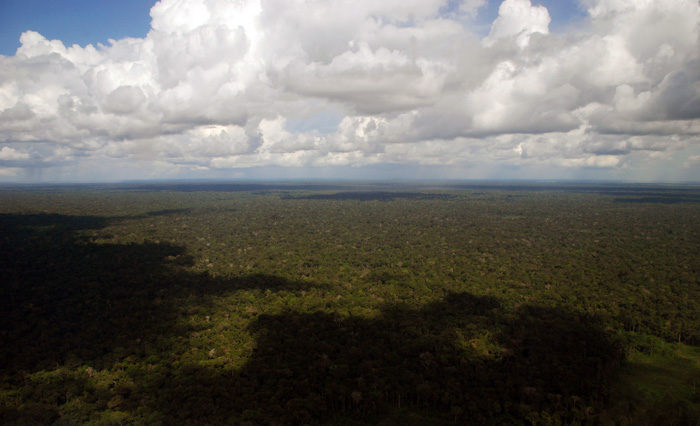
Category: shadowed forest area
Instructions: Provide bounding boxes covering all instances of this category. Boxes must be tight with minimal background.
[1,182,699,425]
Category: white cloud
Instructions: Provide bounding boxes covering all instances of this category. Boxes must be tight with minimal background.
[0,146,30,160]
[685,154,700,168]
[459,0,487,17]
[485,0,550,48]
[0,167,21,176]
[0,0,699,182]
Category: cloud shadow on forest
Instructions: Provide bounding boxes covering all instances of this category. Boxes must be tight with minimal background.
[0,212,624,425]
[0,212,319,373]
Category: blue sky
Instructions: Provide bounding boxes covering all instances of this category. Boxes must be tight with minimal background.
[0,0,153,55]
[1,0,699,182]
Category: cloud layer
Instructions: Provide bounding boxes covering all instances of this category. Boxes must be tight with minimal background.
[1,0,699,181]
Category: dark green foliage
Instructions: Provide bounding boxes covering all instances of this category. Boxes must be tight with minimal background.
[1,182,699,425]
[283,191,453,201]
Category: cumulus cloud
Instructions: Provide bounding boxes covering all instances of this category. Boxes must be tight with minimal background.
[0,146,30,160]
[0,0,699,181]
[485,0,551,48]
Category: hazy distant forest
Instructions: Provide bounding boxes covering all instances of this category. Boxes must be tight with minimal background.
[1,182,699,425]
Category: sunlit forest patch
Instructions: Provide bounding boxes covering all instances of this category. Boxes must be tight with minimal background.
[1,182,699,425]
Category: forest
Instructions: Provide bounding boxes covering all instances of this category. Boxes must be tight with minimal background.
[1,181,699,425]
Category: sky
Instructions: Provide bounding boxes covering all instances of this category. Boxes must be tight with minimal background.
[0,0,699,183]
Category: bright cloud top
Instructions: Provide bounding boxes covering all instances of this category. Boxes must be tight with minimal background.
[1,0,699,181]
